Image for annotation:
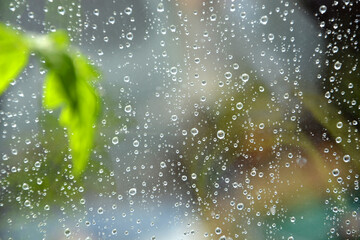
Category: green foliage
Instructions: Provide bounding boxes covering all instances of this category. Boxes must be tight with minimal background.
[0,24,29,94]
[0,23,100,176]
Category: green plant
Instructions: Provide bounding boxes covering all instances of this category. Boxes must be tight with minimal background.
[0,23,100,176]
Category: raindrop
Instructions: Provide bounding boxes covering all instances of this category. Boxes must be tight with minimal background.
[236,102,243,110]
[126,32,133,40]
[57,6,65,15]
[319,5,327,14]
[260,15,268,25]
[217,130,225,139]
[64,228,71,237]
[332,169,340,177]
[97,207,104,214]
[133,140,139,147]
[124,7,132,15]
[22,183,29,190]
[170,67,178,75]
[108,16,115,24]
[112,136,119,145]
[343,155,351,163]
[241,73,249,82]
[210,13,217,21]
[157,3,164,12]
[124,105,132,113]
[171,115,178,121]
[224,72,232,79]
[129,188,137,196]
[191,128,198,136]
[334,61,342,70]
[237,203,244,210]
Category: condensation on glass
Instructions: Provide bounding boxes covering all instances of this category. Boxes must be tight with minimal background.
[0,0,359,239]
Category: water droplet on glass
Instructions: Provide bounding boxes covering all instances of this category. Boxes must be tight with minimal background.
[236,102,243,110]
[319,5,327,14]
[112,136,119,145]
[126,32,133,40]
[22,183,29,190]
[260,15,268,25]
[332,168,340,177]
[124,7,132,15]
[224,72,232,79]
[241,73,249,82]
[129,188,137,196]
[62,228,71,238]
[343,155,351,163]
[191,128,199,136]
[124,105,132,113]
[108,16,115,24]
[217,130,225,139]
[133,140,139,147]
[57,6,65,15]
[210,13,217,21]
[157,3,164,12]
[334,61,342,70]
[170,67,177,75]
[237,203,244,210]
[97,207,104,214]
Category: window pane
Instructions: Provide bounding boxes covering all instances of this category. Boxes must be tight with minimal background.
[1,0,359,239]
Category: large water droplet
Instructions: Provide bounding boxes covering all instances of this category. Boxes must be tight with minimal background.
[129,188,137,196]
[319,5,327,14]
[157,3,164,12]
[217,130,225,139]
[260,15,268,25]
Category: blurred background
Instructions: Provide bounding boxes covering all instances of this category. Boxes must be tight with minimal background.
[0,0,360,239]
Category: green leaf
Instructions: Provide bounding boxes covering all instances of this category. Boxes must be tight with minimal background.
[41,45,100,176]
[0,23,101,177]
[0,24,29,94]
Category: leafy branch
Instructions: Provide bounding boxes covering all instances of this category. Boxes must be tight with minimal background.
[0,23,101,176]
